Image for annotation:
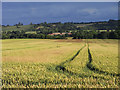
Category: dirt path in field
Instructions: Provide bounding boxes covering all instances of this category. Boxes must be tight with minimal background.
[87,43,120,77]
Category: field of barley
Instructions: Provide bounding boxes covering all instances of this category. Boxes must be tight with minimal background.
[2,39,119,88]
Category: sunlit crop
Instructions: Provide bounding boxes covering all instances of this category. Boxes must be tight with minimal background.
[2,39,119,88]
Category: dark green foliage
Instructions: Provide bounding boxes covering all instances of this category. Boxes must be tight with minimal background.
[2,19,120,39]
[2,30,66,39]
[72,30,120,39]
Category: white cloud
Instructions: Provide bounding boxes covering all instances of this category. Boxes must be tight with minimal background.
[31,7,37,15]
[80,8,98,15]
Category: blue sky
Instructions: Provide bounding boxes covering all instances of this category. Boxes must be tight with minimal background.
[2,2,118,25]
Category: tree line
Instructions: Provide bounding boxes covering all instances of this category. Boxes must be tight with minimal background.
[2,30,120,39]
[2,31,66,39]
[2,19,120,39]
[72,30,120,39]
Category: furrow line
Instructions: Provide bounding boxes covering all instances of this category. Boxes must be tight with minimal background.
[55,43,109,80]
[55,44,86,73]
[87,44,120,77]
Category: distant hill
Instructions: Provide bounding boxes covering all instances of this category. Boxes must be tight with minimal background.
[2,19,120,39]
[2,19,119,32]
[2,25,35,31]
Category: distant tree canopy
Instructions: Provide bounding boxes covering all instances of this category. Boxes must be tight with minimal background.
[30,22,33,25]
[2,19,120,39]
[2,30,66,39]
[2,30,120,39]
[72,30,120,39]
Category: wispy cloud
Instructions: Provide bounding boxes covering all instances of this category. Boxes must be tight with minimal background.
[81,8,98,15]
[2,2,118,25]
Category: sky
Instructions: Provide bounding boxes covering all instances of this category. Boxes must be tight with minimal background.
[2,2,118,25]
[2,0,119,2]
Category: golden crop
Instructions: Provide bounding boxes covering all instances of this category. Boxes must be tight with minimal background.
[2,39,119,88]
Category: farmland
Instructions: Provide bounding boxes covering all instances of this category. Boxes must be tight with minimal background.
[2,20,120,39]
[2,39,119,88]
[2,25,34,31]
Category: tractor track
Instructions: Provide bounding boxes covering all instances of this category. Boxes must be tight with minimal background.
[55,44,86,72]
[87,43,120,77]
[55,40,119,80]
[55,44,110,80]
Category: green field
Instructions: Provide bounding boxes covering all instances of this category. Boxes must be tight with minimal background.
[2,25,34,31]
[2,39,119,88]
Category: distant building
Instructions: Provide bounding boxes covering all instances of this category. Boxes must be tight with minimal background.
[48,32,72,36]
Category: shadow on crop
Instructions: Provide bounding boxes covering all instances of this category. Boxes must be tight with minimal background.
[55,44,109,80]
[87,44,120,77]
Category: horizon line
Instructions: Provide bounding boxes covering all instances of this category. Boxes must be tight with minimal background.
[2,19,118,26]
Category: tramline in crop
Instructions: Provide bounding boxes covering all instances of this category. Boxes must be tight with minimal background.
[2,39,119,88]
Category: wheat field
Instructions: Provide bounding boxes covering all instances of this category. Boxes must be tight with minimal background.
[2,39,119,88]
